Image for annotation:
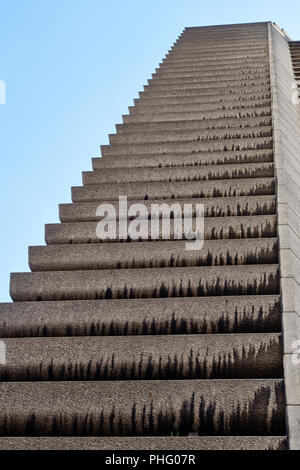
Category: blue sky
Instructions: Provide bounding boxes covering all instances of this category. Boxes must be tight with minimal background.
[0,0,299,302]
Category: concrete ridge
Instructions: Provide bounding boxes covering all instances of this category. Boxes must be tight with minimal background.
[59,195,276,222]
[129,100,271,116]
[10,264,279,302]
[0,333,283,381]
[0,436,287,450]
[93,151,274,170]
[100,137,273,157]
[83,162,274,185]
[116,117,273,133]
[45,214,277,245]
[28,238,278,272]
[139,87,271,99]
[108,126,273,145]
[3,21,289,448]
[0,294,281,338]
[71,177,275,202]
[147,74,270,87]
[123,108,271,123]
[0,379,284,437]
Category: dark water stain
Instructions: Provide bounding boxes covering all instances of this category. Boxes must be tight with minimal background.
[89,269,279,301]
[100,242,277,270]
[0,382,285,437]
[0,335,282,382]
[167,164,273,183]
[163,150,273,169]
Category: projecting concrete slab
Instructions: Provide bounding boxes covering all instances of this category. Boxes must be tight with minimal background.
[0,436,287,450]
[45,215,277,245]
[116,116,272,132]
[60,195,276,222]
[29,238,278,272]
[72,177,275,202]
[123,107,271,123]
[0,295,281,338]
[93,149,274,170]
[0,379,285,436]
[10,264,279,302]
[108,127,272,145]
[129,100,271,116]
[0,333,283,381]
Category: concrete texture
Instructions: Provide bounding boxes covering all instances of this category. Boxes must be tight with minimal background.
[128,102,271,117]
[0,379,285,436]
[138,87,271,100]
[147,76,269,90]
[0,436,287,450]
[60,195,276,222]
[0,333,283,381]
[286,406,300,450]
[119,112,271,128]
[28,238,278,271]
[115,116,272,133]
[133,96,271,111]
[83,162,274,185]
[100,138,273,156]
[155,60,268,70]
[93,149,274,170]
[2,21,291,448]
[72,177,275,202]
[159,57,268,67]
[108,128,272,145]
[10,264,279,301]
[154,64,269,77]
[268,22,300,449]
[148,72,269,85]
[123,107,271,123]
[144,80,270,93]
[45,215,277,244]
[0,295,281,337]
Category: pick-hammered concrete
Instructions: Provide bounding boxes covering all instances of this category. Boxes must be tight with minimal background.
[60,195,276,222]
[29,238,278,272]
[0,379,285,436]
[83,162,274,185]
[45,215,277,244]
[93,149,274,169]
[268,22,300,448]
[115,116,272,132]
[0,436,287,450]
[108,127,272,145]
[0,333,283,381]
[3,21,288,449]
[123,107,271,123]
[128,100,271,116]
[0,295,281,337]
[72,177,275,202]
[10,264,279,302]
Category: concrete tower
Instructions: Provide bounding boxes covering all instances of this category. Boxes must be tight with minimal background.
[0,21,299,450]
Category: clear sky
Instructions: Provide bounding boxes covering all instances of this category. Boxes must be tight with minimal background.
[0,0,299,302]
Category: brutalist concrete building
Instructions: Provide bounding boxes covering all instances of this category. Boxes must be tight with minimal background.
[0,21,299,450]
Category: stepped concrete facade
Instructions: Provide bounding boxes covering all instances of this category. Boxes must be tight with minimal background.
[0,21,300,450]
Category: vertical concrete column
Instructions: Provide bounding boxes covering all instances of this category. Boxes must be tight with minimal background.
[268,22,300,450]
